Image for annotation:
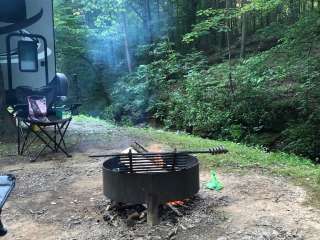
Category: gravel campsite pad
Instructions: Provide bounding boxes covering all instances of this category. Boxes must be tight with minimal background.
[1,121,320,240]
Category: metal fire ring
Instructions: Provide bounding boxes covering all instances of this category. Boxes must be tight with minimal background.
[102,155,200,205]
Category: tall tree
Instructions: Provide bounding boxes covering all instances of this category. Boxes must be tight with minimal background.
[226,0,235,97]
[122,11,132,73]
[240,0,248,58]
[128,0,154,43]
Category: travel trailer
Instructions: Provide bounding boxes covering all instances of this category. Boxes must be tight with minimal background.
[0,0,68,105]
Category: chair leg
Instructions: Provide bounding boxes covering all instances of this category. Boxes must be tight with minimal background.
[20,128,31,155]
[54,125,58,152]
[19,119,73,160]
[57,121,70,150]
[31,144,48,162]
[0,209,7,237]
[17,119,21,155]
[30,128,55,152]
[57,121,72,158]
[38,125,71,158]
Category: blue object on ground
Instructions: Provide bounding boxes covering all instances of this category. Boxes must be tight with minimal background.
[0,175,15,209]
[0,175,16,237]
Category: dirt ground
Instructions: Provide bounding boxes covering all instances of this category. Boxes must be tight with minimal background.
[1,121,320,240]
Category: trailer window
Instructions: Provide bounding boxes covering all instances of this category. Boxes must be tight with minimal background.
[18,41,38,72]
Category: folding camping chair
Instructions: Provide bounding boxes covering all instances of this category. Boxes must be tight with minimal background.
[16,95,72,161]
[0,175,15,237]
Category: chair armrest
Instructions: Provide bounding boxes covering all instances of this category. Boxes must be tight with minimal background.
[7,104,28,118]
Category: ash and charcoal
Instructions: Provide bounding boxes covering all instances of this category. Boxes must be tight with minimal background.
[105,196,202,226]
[95,195,229,240]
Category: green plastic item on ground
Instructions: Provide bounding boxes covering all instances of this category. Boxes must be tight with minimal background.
[55,107,64,119]
[206,170,223,191]
[55,106,71,119]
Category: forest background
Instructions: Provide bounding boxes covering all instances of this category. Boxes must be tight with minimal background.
[53,0,320,160]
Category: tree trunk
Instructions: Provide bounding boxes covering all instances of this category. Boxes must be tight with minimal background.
[156,0,160,20]
[240,1,247,59]
[122,13,132,73]
[226,0,235,97]
[144,0,153,43]
[252,12,256,32]
[289,0,299,23]
[186,0,198,33]
[110,40,115,68]
[128,1,153,43]
[166,0,176,43]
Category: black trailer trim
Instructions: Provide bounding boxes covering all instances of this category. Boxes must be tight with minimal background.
[0,9,43,35]
[51,0,57,75]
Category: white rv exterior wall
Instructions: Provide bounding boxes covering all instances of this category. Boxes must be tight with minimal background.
[0,0,56,90]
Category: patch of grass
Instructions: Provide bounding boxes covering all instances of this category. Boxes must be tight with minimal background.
[73,115,116,128]
[127,127,320,200]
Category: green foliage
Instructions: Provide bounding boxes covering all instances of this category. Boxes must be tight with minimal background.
[54,0,320,161]
[54,0,88,59]
[109,65,153,124]
[80,0,125,38]
[183,8,238,43]
[54,0,97,100]
[255,23,288,40]
[108,12,320,160]
[109,41,208,124]
[183,0,284,44]
[241,0,283,13]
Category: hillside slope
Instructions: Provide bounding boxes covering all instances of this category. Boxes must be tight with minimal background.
[108,13,320,160]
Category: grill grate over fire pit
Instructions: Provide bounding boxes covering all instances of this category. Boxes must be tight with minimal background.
[91,146,228,225]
